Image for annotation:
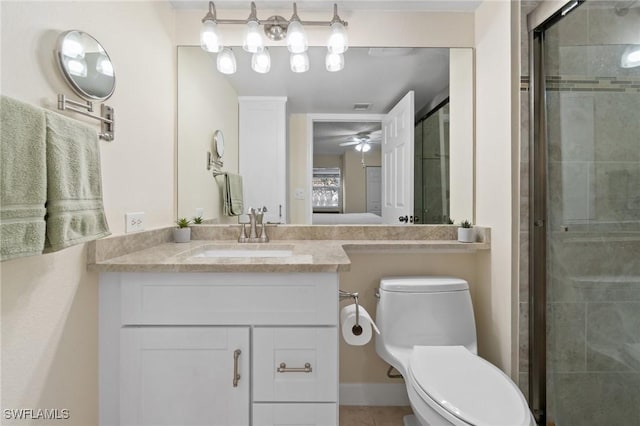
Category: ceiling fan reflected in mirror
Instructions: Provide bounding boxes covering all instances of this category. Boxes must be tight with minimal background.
[339,130,382,152]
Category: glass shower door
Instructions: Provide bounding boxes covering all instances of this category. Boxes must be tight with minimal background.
[533,1,640,424]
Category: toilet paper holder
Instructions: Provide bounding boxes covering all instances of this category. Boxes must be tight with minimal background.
[339,290,363,336]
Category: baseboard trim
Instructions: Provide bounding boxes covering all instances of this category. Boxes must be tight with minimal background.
[339,383,410,406]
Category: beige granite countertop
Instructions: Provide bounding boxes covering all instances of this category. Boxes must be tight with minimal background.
[87,225,491,273]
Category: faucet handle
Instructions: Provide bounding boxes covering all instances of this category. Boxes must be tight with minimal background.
[258,223,270,243]
[238,223,248,243]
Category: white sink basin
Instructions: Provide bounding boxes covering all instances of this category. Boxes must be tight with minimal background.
[191,246,294,258]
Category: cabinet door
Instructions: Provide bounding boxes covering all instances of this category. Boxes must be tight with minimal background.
[120,327,249,426]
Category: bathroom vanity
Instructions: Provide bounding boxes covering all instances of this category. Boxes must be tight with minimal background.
[100,271,339,425]
[91,225,490,425]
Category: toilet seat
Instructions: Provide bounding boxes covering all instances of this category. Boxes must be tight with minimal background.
[407,346,532,426]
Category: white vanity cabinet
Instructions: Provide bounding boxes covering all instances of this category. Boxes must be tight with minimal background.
[99,272,339,426]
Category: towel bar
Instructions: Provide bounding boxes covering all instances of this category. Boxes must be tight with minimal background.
[57,94,114,141]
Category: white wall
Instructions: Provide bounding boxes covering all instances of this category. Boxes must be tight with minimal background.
[474,0,516,376]
[288,114,309,224]
[449,48,475,223]
[0,2,176,424]
[177,47,239,222]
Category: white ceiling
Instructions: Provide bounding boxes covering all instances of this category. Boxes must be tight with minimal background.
[215,46,450,114]
[314,121,382,155]
[169,0,481,12]
[187,46,450,155]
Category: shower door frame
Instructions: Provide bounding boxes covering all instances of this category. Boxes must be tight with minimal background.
[527,1,586,425]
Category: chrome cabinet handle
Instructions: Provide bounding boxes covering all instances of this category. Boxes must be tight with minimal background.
[277,362,312,373]
[233,349,241,387]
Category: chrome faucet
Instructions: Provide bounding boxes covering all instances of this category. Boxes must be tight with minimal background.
[241,206,269,243]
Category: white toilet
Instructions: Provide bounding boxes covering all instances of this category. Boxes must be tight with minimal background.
[375,276,535,426]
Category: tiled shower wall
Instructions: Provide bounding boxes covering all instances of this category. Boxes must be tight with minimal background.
[520,2,640,425]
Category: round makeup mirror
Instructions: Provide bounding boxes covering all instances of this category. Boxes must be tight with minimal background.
[214,130,225,158]
[55,30,115,101]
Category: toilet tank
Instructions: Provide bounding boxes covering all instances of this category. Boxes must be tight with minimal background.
[375,276,478,354]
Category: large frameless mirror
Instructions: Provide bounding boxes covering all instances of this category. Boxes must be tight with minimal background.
[177,46,473,224]
[55,30,115,101]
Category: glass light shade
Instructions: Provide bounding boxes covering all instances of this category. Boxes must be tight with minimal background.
[243,20,264,53]
[96,54,114,77]
[200,20,222,53]
[66,58,87,77]
[286,20,308,53]
[61,34,85,59]
[621,45,640,68]
[217,48,237,74]
[327,22,348,54]
[251,47,271,74]
[290,52,309,73]
[355,142,371,152]
[325,51,344,72]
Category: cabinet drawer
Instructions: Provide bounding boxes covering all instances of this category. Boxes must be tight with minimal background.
[119,272,338,325]
[253,403,337,426]
[253,327,338,402]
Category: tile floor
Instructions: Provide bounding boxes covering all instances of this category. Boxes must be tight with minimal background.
[339,406,413,426]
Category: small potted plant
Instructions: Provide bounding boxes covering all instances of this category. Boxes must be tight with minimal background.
[192,216,204,225]
[173,218,191,243]
[457,220,474,243]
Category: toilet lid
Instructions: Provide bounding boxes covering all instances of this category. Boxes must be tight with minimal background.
[408,346,531,426]
[380,276,468,292]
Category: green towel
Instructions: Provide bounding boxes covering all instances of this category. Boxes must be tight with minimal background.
[0,95,47,261]
[44,111,110,252]
[220,172,244,216]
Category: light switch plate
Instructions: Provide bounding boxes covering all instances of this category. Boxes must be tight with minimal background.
[294,188,305,200]
[125,212,145,233]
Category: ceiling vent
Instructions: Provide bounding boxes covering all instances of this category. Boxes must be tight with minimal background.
[353,103,372,111]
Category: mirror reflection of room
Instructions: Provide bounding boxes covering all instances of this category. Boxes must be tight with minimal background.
[414,100,450,224]
[176,46,473,224]
[312,121,383,224]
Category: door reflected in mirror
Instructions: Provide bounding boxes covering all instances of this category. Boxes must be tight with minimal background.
[177,46,473,224]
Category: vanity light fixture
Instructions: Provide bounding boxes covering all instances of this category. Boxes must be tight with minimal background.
[252,47,271,73]
[243,4,264,53]
[290,52,309,73]
[200,1,348,74]
[96,52,114,77]
[286,4,308,54]
[621,45,640,68]
[217,47,237,74]
[326,51,344,72]
[61,31,85,59]
[200,1,223,52]
[66,58,88,77]
[327,4,349,54]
